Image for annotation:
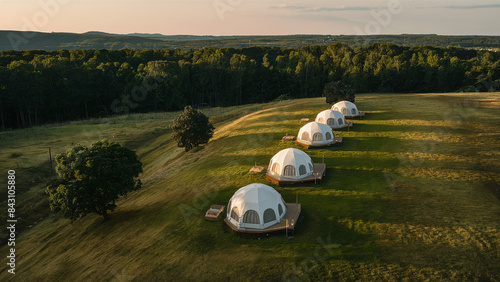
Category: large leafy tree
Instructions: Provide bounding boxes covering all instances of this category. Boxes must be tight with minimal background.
[45,139,143,220]
[171,105,215,152]
[324,81,356,105]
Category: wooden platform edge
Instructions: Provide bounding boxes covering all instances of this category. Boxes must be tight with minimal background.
[295,139,341,148]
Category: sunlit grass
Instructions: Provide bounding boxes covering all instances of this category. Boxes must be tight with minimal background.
[1,93,499,280]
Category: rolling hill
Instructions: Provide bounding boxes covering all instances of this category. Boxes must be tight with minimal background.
[2,30,500,51]
[0,93,499,280]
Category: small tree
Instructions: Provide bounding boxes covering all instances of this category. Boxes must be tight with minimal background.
[324,81,356,104]
[171,105,214,152]
[45,139,143,220]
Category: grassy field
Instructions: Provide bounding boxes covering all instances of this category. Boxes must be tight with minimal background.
[1,93,499,281]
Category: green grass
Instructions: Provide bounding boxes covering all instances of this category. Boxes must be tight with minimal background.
[1,93,499,280]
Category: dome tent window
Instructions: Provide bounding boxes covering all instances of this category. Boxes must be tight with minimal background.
[284,165,296,176]
[317,117,325,123]
[243,210,260,224]
[271,163,280,174]
[309,163,313,171]
[338,118,343,125]
[341,108,347,116]
[313,133,323,142]
[278,204,283,216]
[351,108,357,115]
[325,132,332,140]
[327,118,334,125]
[231,207,239,221]
[301,132,310,141]
[263,208,277,224]
[227,199,232,217]
[299,165,307,175]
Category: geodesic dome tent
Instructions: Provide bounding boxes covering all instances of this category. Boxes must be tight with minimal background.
[267,148,314,180]
[315,109,347,129]
[226,183,287,230]
[297,122,335,147]
[332,101,360,118]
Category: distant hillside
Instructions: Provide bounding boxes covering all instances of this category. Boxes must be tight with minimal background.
[2,30,500,51]
[0,30,166,51]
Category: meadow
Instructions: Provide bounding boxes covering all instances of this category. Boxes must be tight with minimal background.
[0,93,499,280]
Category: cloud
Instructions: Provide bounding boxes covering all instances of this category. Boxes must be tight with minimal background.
[270,3,377,12]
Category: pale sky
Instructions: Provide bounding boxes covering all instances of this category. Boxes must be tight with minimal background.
[1,0,499,35]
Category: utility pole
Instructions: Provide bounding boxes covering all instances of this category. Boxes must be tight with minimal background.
[49,147,53,170]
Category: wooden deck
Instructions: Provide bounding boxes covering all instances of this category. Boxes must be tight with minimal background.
[345,112,365,119]
[300,118,310,123]
[266,163,326,185]
[282,135,296,142]
[329,122,352,131]
[295,138,341,149]
[205,205,225,221]
[249,165,266,174]
[224,203,301,235]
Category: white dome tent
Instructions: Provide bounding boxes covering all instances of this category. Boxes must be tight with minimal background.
[226,183,287,230]
[266,148,326,185]
[224,183,302,236]
[315,110,348,129]
[332,101,362,118]
[296,122,336,148]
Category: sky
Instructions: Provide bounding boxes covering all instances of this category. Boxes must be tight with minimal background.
[1,0,499,36]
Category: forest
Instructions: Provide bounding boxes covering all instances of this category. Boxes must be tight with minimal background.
[1,43,499,129]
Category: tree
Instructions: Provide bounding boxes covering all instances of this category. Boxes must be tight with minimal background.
[324,81,355,104]
[171,105,214,152]
[45,139,143,220]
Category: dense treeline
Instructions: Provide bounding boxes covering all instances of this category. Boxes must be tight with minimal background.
[1,43,499,129]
